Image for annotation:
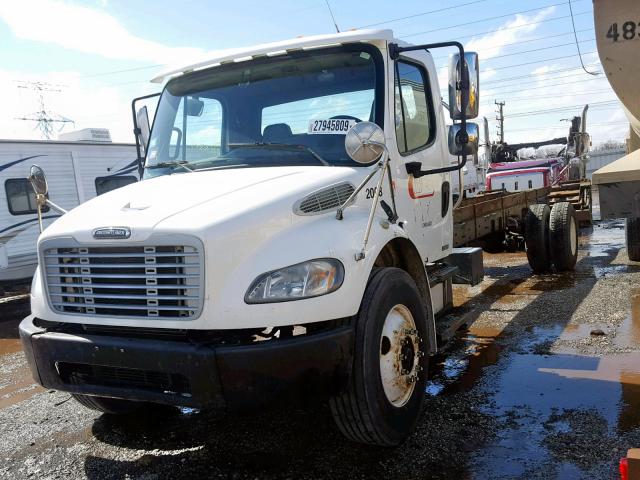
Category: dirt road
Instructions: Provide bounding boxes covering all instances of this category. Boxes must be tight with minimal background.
[1,221,639,479]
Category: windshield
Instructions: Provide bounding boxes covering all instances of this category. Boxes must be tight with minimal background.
[144,45,383,178]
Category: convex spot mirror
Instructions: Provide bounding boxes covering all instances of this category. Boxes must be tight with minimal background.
[448,122,479,156]
[28,165,48,196]
[344,121,386,164]
[448,52,479,120]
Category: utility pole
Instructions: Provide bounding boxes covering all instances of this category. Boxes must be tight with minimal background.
[15,81,74,140]
[495,100,505,144]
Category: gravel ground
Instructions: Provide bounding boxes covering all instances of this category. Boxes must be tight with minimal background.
[1,221,639,479]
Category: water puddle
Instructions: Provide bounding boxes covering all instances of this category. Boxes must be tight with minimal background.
[0,308,23,357]
[613,290,640,349]
[0,338,22,356]
[0,363,42,409]
[427,324,503,395]
[469,350,640,477]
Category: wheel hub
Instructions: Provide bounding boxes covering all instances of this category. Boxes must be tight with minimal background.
[379,305,423,407]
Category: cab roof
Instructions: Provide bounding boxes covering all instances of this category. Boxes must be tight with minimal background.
[151,29,398,84]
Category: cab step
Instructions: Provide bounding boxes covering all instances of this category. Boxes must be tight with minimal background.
[436,307,476,344]
[427,263,458,318]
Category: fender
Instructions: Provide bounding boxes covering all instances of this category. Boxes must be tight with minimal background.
[367,225,437,355]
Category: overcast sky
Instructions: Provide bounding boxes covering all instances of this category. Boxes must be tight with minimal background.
[0,0,626,146]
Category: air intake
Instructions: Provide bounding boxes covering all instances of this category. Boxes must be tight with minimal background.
[294,182,355,215]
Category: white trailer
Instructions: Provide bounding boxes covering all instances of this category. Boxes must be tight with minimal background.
[0,135,137,283]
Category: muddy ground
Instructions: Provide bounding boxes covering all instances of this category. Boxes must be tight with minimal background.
[1,221,640,479]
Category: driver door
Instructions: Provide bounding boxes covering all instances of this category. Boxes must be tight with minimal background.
[388,50,452,263]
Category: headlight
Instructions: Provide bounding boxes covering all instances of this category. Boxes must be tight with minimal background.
[245,258,344,304]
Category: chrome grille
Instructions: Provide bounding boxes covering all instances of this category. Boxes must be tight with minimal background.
[43,243,202,319]
[296,182,355,215]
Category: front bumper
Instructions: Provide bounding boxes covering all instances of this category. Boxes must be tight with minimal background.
[19,315,353,409]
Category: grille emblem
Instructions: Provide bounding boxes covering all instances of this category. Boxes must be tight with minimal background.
[92,227,131,240]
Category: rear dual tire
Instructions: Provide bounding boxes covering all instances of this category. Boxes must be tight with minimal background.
[329,267,430,446]
[525,204,552,273]
[525,202,578,272]
[626,217,640,262]
[549,202,578,271]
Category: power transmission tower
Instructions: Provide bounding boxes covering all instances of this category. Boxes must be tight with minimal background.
[495,101,505,144]
[15,81,74,140]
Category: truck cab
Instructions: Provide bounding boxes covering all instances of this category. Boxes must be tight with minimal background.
[19,29,480,446]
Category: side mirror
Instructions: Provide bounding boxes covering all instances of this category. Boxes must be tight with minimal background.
[448,52,479,120]
[28,165,48,197]
[135,106,151,154]
[28,165,67,233]
[448,122,479,156]
[344,121,386,164]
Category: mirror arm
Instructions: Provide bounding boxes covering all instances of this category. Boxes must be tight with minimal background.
[358,146,391,261]
[390,41,469,179]
[336,159,383,220]
[45,199,67,215]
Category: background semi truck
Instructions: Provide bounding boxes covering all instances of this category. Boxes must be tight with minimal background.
[18,30,579,446]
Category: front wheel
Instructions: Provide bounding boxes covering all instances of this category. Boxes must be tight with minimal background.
[329,267,430,446]
[72,393,144,415]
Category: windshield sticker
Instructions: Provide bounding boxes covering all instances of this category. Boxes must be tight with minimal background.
[308,119,357,135]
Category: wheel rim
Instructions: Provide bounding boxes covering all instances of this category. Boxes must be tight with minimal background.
[379,304,422,407]
[570,216,577,256]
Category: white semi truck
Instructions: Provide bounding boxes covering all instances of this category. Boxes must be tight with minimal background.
[19,30,578,446]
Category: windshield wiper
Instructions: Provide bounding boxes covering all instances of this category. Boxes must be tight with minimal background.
[228,142,330,166]
[144,160,193,173]
[194,163,251,172]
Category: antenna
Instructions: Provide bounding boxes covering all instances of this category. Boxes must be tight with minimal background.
[15,81,75,140]
[324,0,340,33]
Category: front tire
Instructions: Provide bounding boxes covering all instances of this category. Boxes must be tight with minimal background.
[72,394,144,415]
[329,267,430,446]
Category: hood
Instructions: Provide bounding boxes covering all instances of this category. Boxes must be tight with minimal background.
[42,166,362,241]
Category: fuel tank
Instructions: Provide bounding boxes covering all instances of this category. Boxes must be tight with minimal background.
[593,0,640,149]
[592,0,640,219]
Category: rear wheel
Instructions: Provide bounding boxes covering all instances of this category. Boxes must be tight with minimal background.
[525,204,551,273]
[329,267,430,446]
[72,394,144,415]
[549,202,578,271]
[626,217,640,262]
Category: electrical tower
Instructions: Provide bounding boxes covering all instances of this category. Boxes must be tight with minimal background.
[495,100,505,144]
[15,81,74,140]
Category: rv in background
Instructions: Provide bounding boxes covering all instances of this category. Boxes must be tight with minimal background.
[0,128,137,284]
